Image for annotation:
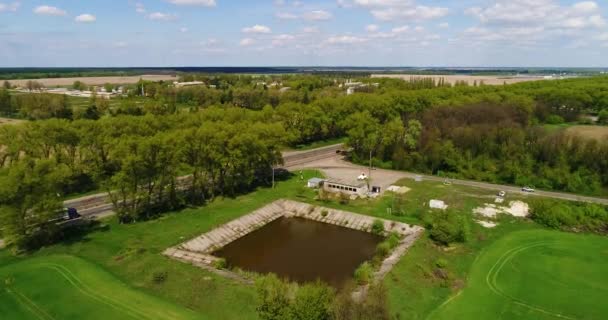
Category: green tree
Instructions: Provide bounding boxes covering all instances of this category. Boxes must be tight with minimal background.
[0,158,70,250]
[290,282,334,320]
[255,274,292,320]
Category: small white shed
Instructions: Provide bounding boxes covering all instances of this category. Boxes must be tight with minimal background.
[307,178,325,188]
[429,199,448,210]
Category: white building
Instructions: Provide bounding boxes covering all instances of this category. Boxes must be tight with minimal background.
[323,179,368,196]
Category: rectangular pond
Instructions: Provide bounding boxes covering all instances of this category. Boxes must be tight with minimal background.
[214,216,383,287]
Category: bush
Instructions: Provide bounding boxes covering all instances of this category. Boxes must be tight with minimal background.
[213,258,227,269]
[152,271,168,284]
[255,274,291,320]
[598,109,608,125]
[354,262,373,285]
[371,219,385,235]
[529,199,608,233]
[332,283,390,320]
[338,193,350,205]
[290,281,335,320]
[375,241,391,258]
[435,258,449,269]
[255,275,334,320]
[424,210,470,245]
[386,232,401,248]
[321,210,328,217]
[546,114,565,124]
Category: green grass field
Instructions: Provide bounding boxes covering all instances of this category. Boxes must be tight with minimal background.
[1,171,607,319]
[0,255,200,320]
[427,230,608,320]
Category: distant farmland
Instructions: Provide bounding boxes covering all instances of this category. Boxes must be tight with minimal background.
[7,74,178,87]
[371,74,548,86]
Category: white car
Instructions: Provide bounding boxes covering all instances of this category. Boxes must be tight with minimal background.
[521,187,535,193]
[498,191,506,197]
[357,173,368,180]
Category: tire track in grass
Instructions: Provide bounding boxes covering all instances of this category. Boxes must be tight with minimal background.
[36,264,151,320]
[41,263,189,320]
[486,242,576,320]
[5,287,55,320]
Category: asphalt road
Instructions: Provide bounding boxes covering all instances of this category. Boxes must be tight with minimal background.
[289,155,608,206]
[65,143,608,221]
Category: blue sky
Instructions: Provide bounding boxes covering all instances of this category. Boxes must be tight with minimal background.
[1,0,608,67]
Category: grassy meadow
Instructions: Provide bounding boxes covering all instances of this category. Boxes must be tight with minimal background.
[0,170,607,319]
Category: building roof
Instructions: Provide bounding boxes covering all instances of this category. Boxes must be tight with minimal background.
[325,179,367,188]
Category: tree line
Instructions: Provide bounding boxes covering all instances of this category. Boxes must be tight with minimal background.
[2,74,608,249]
[0,110,284,249]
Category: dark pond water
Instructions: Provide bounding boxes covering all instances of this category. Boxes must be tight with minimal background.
[214,217,383,287]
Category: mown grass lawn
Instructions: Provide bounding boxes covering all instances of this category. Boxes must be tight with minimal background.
[427,230,608,320]
[1,171,607,320]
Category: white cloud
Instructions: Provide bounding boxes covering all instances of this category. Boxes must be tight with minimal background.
[303,10,332,21]
[438,22,449,28]
[325,35,367,44]
[33,5,66,16]
[240,38,256,46]
[113,41,129,48]
[75,14,96,23]
[135,2,146,14]
[0,2,19,13]
[148,12,177,21]
[391,25,409,33]
[302,26,319,33]
[366,24,379,32]
[242,24,271,33]
[347,0,448,21]
[167,0,216,6]
[180,27,189,33]
[466,0,605,30]
[276,12,297,19]
[272,34,296,46]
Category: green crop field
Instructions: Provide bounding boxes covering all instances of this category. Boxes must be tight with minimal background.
[428,230,608,320]
[0,255,200,320]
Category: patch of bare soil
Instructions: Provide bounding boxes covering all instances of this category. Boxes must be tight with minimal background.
[0,117,24,126]
[564,125,608,141]
[371,74,546,86]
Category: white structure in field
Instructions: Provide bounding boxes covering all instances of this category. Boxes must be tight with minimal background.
[307,178,325,188]
[174,81,205,87]
[429,199,448,210]
[323,179,368,196]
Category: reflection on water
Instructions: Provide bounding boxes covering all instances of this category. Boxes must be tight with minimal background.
[214,217,383,287]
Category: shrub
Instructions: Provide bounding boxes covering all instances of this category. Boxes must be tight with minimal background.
[375,241,391,258]
[424,210,470,245]
[371,219,385,235]
[546,114,565,124]
[386,232,401,248]
[529,199,608,233]
[290,281,335,320]
[435,258,449,269]
[598,109,608,125]
[321,210,328,217]
[213,258,227,269]
[354,262,373,285]
[152,271,168,284]
[331,283,390,320]
[255,274,291,320]
[338,193,350,205]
